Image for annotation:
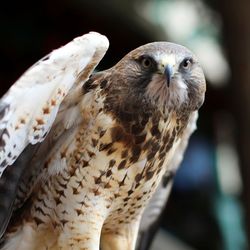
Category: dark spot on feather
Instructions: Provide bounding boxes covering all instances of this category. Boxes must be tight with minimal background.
[94,176,102,184]
[0,138,6,148]
[162,171,175,187]
[135,173,142,183]
[128,189,133,196]
[34,216,44,226]
[60,150,67,159]
[109,159,116,168]
[36,118,45,125]
[118,160,127,170]
[75,209,84,216]
[136,196,143,201]
[50,99,56,106]
[82,160,89,168]
[99,143,112,151]
[87,150,95,157]
[150,125,161,138]
[43,107,50,114]
[165,137,175,152]
[60,219,68,226]
[57,189,66,198]
[123,197,130,202]
[104,182,112,189]
[93,189,101,196]
[34,135,39,140]
[99,130,106,138]
[34,206,48,216]
[72,187,80,195]
[58,181,67,189]
[107,147,117,155]
[0,160,7,167]
[82,78,97,93]
[129,155,140,164]
[147,151,156,161]
[54,197,61,206]
[79,200,89,207]
[156,168,162,174]
[119,173,127,186]
[106,170,112,177]
[0,104,9,120]
[150,142,160,154]
[114,193,121,198]
[159,151,166,160]
[100,79,108,89]
[163,133,170,145]
[145,170,154,181]
[158,159,165,168]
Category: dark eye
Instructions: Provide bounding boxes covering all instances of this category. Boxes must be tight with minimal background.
[141,57,154,69]
[181,58,193,70]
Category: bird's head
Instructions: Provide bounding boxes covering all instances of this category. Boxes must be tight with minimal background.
[113,42,206,114]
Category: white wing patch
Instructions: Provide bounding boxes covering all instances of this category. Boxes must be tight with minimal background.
[0,32,109,177]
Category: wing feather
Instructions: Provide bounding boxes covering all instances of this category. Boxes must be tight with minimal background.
[0,32,109,176]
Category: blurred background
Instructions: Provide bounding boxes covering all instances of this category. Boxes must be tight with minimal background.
[0,0,249,249]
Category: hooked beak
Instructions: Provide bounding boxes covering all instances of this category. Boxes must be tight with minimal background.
[164,65,173,87]
[158,56,175,87]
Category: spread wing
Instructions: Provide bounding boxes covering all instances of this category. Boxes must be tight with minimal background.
[0,32,109,176]
[0,32,109,238]
[136,111,198,250]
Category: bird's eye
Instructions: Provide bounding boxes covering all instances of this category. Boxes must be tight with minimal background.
[141,57,153,69]
[181,58,193,70]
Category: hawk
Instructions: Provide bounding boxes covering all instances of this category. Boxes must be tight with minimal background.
[0,32,206,250]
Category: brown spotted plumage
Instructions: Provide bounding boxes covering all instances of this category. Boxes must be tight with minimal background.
[0,32,205,250]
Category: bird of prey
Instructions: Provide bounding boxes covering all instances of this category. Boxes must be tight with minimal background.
[0,32,206,250]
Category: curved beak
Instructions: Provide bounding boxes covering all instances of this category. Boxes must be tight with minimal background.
[158,56,176,87]
[164,65,173,87]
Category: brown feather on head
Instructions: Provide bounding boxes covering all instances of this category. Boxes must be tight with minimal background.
[103,42,206,118]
